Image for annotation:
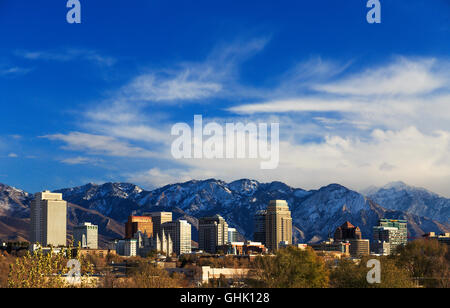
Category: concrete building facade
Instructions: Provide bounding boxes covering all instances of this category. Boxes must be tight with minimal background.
[265,200,292,252]
[73,222,98,249]
[147,212,172,236]
[198,215,228,253]
[161,220,192,255]
[30,191,67,247]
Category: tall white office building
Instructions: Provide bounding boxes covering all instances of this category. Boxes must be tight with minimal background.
[161,220,192,255]
[73,222,98,249]
[30,191,67,247]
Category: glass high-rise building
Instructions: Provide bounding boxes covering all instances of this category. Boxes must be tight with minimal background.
[198,215,228,253]
[373,219,407,254]
[253,210,267,245]
[227,228,238,243]
[125,216,153,239]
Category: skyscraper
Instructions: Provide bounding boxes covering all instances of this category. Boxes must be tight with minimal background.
[198,215,228,253]
[265,200,292,252]
[147,212,172,236]
[373,219,408,254]
[73,222,98,249]
[125,216,153,239]
[30,191,67,247]
[161,220,192,255]
[253,210,266,245]
[227,228,238,243]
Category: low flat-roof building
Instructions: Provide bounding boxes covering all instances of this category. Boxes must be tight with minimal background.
[422,232,450,246]
[217,241,267,255]
[310,239,350,256]
[348,239,370,258]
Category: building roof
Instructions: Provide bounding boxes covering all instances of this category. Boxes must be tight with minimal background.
[340,221,356,229]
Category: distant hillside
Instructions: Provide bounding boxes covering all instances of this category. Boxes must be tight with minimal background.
[0,179,448,245]
[363,181,450,223]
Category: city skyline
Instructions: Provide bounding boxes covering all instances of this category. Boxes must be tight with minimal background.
[25,188,411,258]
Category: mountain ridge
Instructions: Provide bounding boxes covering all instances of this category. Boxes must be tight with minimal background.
[0,180,448,245]
[363,181,450,223]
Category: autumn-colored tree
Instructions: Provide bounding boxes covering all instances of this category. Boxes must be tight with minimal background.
[396,239,449,288]
[118,261,190,288]
[252,246,329,288]
[329,256,416,288]
[0,252,15,288]
[8,247,68,288]
[7,242,95,288]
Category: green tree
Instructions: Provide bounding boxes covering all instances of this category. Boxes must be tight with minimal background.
[330,256,416,288]
[252,246,329,288]
[396,239,449,288]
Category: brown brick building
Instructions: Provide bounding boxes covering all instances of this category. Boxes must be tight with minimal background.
[333,221,362,241]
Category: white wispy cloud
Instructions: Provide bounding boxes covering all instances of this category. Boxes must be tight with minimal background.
[125,56,450,196]
[43,39,270,164]
[124,72,222,102]
[0,66,32,76]
[315,57,446,96]
[42,132,159,158]
[228,98,357,114]
[126,168,194,189]
[60,156,104,165]
[128,125,450,196]
[37,40,450,197]
[117,37,269,103]
[15,48,116,66]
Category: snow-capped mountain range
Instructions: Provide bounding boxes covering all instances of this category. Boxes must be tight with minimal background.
[0,179,448,245]
[362,181,450,223]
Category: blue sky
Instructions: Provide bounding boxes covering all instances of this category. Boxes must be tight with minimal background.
[1,0,450,196]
